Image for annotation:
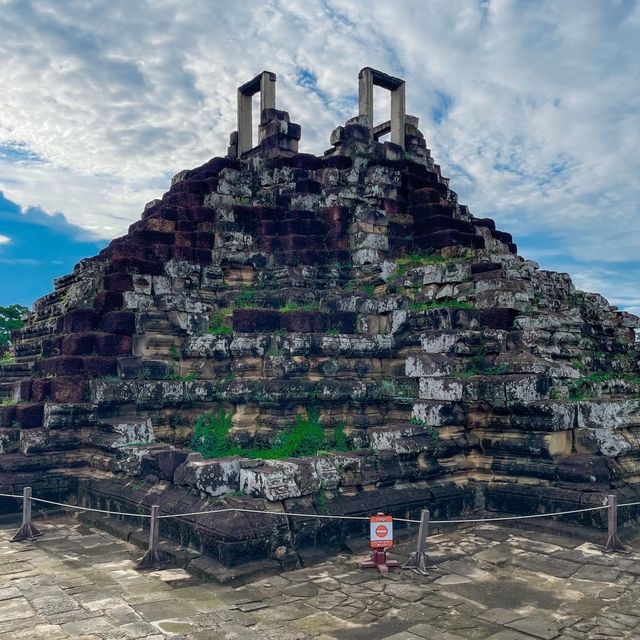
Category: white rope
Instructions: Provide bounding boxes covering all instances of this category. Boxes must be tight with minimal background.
[618,500,640,508]
[19,494,639,526]
[429,504,609,525]
[157,507,370,521]
[29,496,151,519]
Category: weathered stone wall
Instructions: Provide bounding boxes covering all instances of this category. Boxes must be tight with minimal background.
[1,100,639,568]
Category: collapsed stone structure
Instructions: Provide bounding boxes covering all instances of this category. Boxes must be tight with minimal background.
[1,69,639,573]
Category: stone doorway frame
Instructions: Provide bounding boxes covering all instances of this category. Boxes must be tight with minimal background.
[237,70,277,157]
[358,67,406,149]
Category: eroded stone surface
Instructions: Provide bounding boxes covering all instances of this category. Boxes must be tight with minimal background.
[3,518,640,639]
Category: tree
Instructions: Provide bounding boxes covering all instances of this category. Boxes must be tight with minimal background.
[0,304,29,351]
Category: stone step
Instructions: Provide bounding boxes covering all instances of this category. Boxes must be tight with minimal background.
[0,451,86,473]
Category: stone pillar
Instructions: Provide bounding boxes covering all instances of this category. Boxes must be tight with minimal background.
[236,71,277,157]
[357,67,406,149]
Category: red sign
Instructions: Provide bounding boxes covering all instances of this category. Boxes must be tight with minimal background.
[370,514,393,548]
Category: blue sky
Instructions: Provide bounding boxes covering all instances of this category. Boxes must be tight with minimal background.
[0,0,638,315]
[0,191,106,307]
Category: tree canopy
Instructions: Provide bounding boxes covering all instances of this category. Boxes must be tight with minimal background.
[0,304,29,350]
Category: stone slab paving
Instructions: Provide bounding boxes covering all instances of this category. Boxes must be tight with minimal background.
[2,518,640,639]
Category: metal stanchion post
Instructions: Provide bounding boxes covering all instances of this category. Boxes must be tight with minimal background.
[11,487,43,542]
[402,509,429,574]
[136,505,167,570]
[604,494,625,553]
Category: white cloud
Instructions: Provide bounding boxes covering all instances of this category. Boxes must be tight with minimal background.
[0,0,638,307]
[0,234,10,244]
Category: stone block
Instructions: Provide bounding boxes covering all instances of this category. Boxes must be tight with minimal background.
[82,356,117,377]
[281,311,325,333]
[141,449,190,481]
[104,273,133,292]
[15,403,44,428]
[61,333,96,356]
[51,376,87,403]
[239,459,321,501]
[411,401,465,426]
[0,427,19,454]
[232,308,280,332]
[174,455,242,496]
[0,405,16,428]
[93,290,124,314]
[419,377,463,401]
[99,311,136,335]
[62,309,96,333]
[31,378,52,402]
[95,333,132,356]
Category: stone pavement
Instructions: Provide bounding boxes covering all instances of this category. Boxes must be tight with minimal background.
[2,517,640,639]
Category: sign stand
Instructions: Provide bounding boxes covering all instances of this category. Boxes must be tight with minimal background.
[360,513,399,573]
[402,509,429,574]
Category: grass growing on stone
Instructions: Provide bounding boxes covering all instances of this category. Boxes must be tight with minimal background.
[206,312,233,335]
[409,299,474,312]
[235,287,256,308]
[0,354,16,366]
[191,408,352,460]
[279,301,320,313]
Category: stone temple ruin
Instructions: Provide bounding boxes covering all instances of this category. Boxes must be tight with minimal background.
[1,68,639,575]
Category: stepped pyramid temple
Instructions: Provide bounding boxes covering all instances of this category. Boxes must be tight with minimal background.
[1,69,639,574]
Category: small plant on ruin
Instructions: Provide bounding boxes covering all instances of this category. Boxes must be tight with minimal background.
[362,283,376,297]
[135,368,151,380]
[1,398,17,407]
[191,410,235,458]
[168,343,179,361]
[314,489,330,514]
[206,312,233,335]
[396,250,446,268]
[333,423,349,452]
[102,374,120,381]
[279,301,320,313]
[409,299,474,312]
[326,327,341,336]
[0,353,16,366]
[410,416,443,455]
[235,287,256,308]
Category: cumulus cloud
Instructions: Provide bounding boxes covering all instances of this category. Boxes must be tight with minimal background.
[0,235,10,244]
[0,0,638,309]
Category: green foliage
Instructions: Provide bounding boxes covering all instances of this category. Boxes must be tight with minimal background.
[0,304,29,350]
[135,368,151,380]
[0,354,16,366]
[190,410,235,458]
[396,250,446,268]
[409,416,443,454]
[409,299,474,312]
[168,344,179,361]
[206,312,233,335]
[102,375,120,381]
[279,301,320,313]
[380,379,414,399]
[191,408,352,460]
[326,327,341,336]
[235,287,256,308]
[362,283,376,297]
[1,398,17,407]
[315,490,330,514]
[333,423,349,452]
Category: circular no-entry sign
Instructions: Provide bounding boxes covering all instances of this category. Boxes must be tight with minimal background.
[370,514,393,548]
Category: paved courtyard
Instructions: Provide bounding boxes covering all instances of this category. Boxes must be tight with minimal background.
[1,516,640,639]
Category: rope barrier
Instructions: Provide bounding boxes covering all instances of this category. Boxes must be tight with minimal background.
[429,504,610,525]
[5,491,640,532]
[15,495,638,525]
[157,507,371,521]
[29,496,152,519]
